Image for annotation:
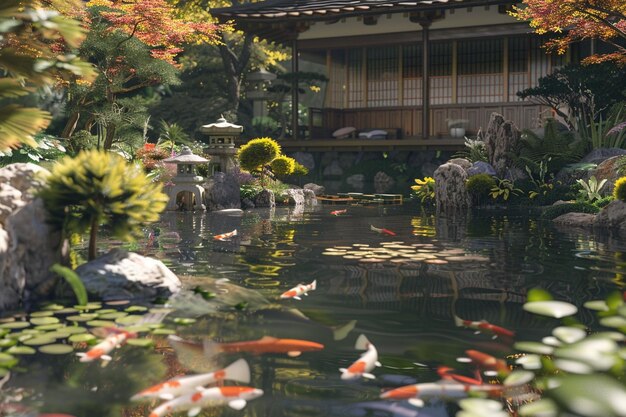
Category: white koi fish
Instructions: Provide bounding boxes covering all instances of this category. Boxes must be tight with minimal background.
[76,328,136,362]
[340,334,381,380]
[213,229,237,241]
[380,381,502,408]
[148,386,263,417]
[131,358,250,401]
[280,280,317,300]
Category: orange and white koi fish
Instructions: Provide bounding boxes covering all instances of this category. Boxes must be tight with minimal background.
[131,359,250,401]
[370,225,396,236]
[380,381,501,407]
[460,349,509,374]
[76,327,137,362]
[149,386,263,417]
[331,209,347,216]
[437,366,482,385]
[169,335,324,358]
[454,315,515,339]
[340,334,381,380]
[280,280,317,300]
[213,229,237,241]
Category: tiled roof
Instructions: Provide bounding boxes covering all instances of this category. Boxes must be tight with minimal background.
[212,0,506,19]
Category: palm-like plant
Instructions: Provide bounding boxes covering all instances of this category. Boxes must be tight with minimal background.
[39,150,168,260]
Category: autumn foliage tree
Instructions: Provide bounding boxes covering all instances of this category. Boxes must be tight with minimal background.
[513,0,626,65]
[62,0,223,149]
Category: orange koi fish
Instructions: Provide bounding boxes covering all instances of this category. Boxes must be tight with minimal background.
[454,315,515,339]
[370,225,396,236]
[380,381,501,408]
[461,350,509,374]
[280,280,317,300]
[331,209,347,216]
[76,327,137,362]
[131,359,250,401]
[169,335,324,358]
[437,366,482,385]
[149,386,263,417]
[213,229,237,241]
[340,334,381,380]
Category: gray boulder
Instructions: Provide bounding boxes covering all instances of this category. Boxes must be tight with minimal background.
[581,148,626,165]
[595,200,626,235]
[253,189,275,208]
[0,225,21,311]
[304,183,325,196]
[434,163,470,212]
[553,212,596,229]
[346,174,365,190]
[467,161,497,177]
[374,171,395,193]
[447,158,472,172]
[593,155,625,196]
[323,160,343,177]
[76,249,181,301]
[283,188,305,206]
[204,172,241,211]
[484,113,521,177]
[302,189,317,205]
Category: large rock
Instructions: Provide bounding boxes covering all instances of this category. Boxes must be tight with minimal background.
[581,148,626,165]
[553,212,596,229]
[323,160,343,177]
[484,113,521,178]
[0,163,49,199]
[467,161,497,177]
[302,189,317,205]
[595,200,626,235]
[434,163,470,212]
[0,225,21,311]
[593,155,625,196]
[283,188,305,205]
[447,158,472,172]
[304,183,325,196]
[0,183,25,224]
[76,249,181,301]
[374,171,394,193]
[204,172,241,211]
[253,189,275,208]
[346,174,365,191]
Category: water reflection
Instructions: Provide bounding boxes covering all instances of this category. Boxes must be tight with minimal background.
[8,205,626,416]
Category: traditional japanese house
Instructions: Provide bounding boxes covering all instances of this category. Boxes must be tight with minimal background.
[213,0,585,151]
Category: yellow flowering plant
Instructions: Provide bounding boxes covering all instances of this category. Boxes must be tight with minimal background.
[411,177,436,205]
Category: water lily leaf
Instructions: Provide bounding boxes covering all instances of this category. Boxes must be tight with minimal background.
[0,353,18,368]
[98,312,128,320]
[590,332,625,342]
[515,342,554,355]
[458,398,506,416]
[29,311,55,318]
[124,324,152,333]
[553,326,587,344]
[38,344,74,354]
[519,398,558,417]
[126,338,154,347]
[125,306,148,313]
[95,309,117,315]
[74,303,102,311]
[173,318,196,325]
[504,370,535,386]
[524,301,577,318]
[68,334,96,343]
[553,359,593,374]
[599,316,626,329]
[6,346,36,355]
[516,354,542,370]
[86,320,116,328]
[115,315,142,326]
[151,328,175,335]
[45,330,72,339]
[0,338,17,348]
[34,323,65,331]
[63,326,87,335]
[30,317,60,326]
[0,368,8,377]
[555,338,618,371]
[66,314,98,322]
[53,308,78,315]
[23,336,56,346]
[42,304,65,311]
[542,336,562,347]
[548,374,626,417]
[0,321,30,329]
[584,300,609,312]
[605,291,624,311]
[527,288,553,302]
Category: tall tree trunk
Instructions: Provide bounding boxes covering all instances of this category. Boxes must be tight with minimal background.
[61,112,80,138]
[103,124,116,150]
[88,218,98,261]
[218,32,254,116]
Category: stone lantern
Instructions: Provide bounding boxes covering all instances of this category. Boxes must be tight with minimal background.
[199,116,243,175]
[163,146,209,211]
[246,68,277,119]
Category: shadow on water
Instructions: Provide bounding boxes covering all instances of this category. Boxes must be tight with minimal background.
[7,204,626,416]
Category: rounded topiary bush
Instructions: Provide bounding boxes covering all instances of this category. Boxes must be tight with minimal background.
[237,137,281,173]
[613,176,626,202]
[270,155,296,177]
[292,161,309,176]
[466,174,496,205]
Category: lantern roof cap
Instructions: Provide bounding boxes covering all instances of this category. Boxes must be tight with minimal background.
[163,146,209,164]
[200,115,244,135]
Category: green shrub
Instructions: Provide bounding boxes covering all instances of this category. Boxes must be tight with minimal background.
[466,174,496,205]
[39,150,168,260]
[613,176,626,202]
[237,137,281,173]
[594,195,614,208]
[270,155,296,177]
[240,184,262,200]
[292,161,309,176]
[541,202,600,220]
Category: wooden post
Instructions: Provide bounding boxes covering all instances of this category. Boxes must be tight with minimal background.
[291,38,299,140]
[421,21,431,139]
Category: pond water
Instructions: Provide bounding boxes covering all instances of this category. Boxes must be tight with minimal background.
[3,204,626,417]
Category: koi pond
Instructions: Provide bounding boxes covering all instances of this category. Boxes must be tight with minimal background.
[2,205,625,417]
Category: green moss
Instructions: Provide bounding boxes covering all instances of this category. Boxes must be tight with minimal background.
[466,174,496,205]
[613,176,626,202]
[541,202,600,220]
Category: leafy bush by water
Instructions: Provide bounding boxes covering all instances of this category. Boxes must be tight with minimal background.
[466,174,495,205]
[541,202,599,220]
[237,137,281,174]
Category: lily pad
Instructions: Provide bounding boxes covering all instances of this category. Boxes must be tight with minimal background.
[125,306,148,313]
[29,311,55,318]
[98,312,128,320]
[74,303,102,311]
[45,330,72,339]
[66,314,98,322]
[524,301,578,319]
[23,336,56,346]
[0,338,17,348]
[504,370,535,386]
[599,316,626,329]
[151,328,175,335]
[34,323,65,331]
[0,321,30,330]
[42,304,65,311]
[0,353,18,368]
[554,338,618,371]
[95,309,117,315]
[173,318,196,325]
[553,326,587,344]
[86,320,116,328]
[583,300,609,312]
[6,346,36,355]
[53,308,78,315]
[516,354,542,370]
[519,399,558,417]
[115,315,142,326]
[126,338,154,347]
[124,324,152,333]
[549,374,626,416]
[514,341,554,355]
[63,326,88,335]
[69,334,96,343]
[38,344,74,355]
